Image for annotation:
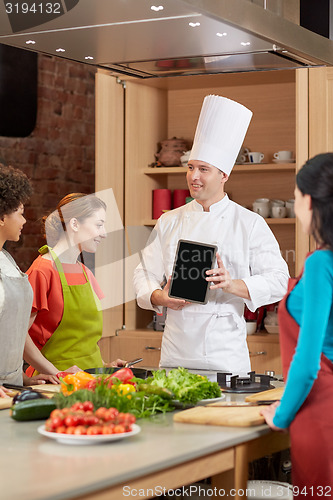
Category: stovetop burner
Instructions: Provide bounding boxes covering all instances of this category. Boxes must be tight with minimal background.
[217,371,275,393]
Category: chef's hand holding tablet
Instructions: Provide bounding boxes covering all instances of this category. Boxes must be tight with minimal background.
[151,276,191,311]
[206,253,232,290]
[206,253,251,300]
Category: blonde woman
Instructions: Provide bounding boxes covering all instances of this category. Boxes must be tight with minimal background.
[25,193,124,375]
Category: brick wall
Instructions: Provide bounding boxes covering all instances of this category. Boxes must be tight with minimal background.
[0,54,96,270]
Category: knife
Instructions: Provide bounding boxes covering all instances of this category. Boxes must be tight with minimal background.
[206,400,279,407]
[124,358,143,368]
[3,383,58,395]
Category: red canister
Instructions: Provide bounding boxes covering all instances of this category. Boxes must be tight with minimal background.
[173,189,190,209]
[153,189,171,219]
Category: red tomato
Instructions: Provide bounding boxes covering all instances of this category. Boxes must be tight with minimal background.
[71,402,84,412]
[83,401,94,412]
[56,371,69,379]
[113,424,126,434]
[86,415,100,426]
[50,409,64,420]
[102,424,115,435]
[118,413,136,425]
[66,426,76,435]
[64,415,76,427]
[55,426,67,434]
[51,416,64,429]
[45,418,53,432]
[86,425,102,435]
[95,407,108,420]
[74,426,87,435]
[104,408,119,422]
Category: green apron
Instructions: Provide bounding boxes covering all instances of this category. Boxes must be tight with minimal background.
[39,246,103,371]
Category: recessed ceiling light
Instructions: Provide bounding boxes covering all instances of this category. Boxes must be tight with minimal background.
[85,56,94,60]
[151,5,163,11]
[216,32,227,37]
[189,22,200,27]
[241,42,251,46]
[56,48,65,52]
[25,40,36,45]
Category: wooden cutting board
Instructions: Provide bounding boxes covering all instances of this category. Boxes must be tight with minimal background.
[29,384,61,393]
[0,384,61,410]
[173,405,265,427]
[0,397,13,410]
[245,386,284,402]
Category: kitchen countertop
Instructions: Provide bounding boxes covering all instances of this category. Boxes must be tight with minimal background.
[0,381,286,500]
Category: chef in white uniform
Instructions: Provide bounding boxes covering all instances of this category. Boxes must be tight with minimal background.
[134,95,289,374]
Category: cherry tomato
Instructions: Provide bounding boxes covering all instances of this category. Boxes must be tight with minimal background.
[118,413,136,425]
[83,401,94,412]
[113,424,126,434]
[45,418,53,431]
[51,416,64,429]
[66,426,76,435]
[104,408,119,422]
[102,424,115,435]
[50,409,64,420]
[64,415,76,427]
[95,407,108,420]
[86,425,102,435]
[74,426,87,435]
[71,402,84,412]
[55,426,67,434]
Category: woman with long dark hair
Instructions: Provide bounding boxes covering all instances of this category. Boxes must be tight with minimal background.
[261,153,333,491]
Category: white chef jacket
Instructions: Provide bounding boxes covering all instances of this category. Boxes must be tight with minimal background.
[134,195,289,374]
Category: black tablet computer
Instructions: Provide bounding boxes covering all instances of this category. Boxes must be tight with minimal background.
[168,239,218,304]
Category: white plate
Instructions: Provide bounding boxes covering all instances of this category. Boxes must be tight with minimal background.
[37,423,141,445]
[196,395,225,405]
[272,159,295,164]
[173,395,225,409]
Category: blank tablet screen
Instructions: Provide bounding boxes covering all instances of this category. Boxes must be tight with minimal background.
[168,240,217,304]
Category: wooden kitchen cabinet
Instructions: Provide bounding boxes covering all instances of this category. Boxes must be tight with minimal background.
[247,333,282,375]
[108,329,162,368]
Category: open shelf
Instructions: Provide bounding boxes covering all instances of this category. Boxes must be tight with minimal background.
[143,217,295,227]
[143,163,296,175]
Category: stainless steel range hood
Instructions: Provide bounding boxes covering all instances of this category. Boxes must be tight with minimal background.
[0,0,332,78]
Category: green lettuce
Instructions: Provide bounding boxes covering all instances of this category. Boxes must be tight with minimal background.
[147,367,221,405]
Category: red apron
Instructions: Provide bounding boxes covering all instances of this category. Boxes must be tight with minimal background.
[279,272,333,495]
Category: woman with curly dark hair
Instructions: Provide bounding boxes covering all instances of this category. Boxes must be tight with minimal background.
[261,153,333,491]
[0,164,58,397]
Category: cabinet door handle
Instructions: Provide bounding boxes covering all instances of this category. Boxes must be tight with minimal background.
[249,351,267,357]
[145,346,161,351]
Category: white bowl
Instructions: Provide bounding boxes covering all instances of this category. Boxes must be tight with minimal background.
[264,325,279,334]
[246,322,257,335]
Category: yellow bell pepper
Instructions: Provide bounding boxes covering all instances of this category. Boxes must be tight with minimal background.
[117,383,136,398]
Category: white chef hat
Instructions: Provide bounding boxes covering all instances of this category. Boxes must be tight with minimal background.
[189,95,253,176]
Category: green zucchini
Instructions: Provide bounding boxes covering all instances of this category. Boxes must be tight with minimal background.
[136,384,174,399]
[11,398,57,421]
